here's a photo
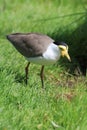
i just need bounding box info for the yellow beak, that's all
[65,53,71,62]
[61,50,71,62]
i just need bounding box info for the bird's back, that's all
[7,33,54,58]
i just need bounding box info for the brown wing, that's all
[7,33,54,58]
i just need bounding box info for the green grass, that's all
[0,0,87,130]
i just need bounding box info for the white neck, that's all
[43,43,61,61]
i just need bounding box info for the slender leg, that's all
[40,65,44,88]
[25,62,30,84]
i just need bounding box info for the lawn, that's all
[0,0,87,130]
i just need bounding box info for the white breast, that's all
[26,43,61,65]
[43,43,60,61]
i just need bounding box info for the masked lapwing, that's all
[7,33,71,88]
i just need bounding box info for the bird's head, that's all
[58,42,71,61]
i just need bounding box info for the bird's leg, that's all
[25,62,30,84]
[40,65,44,88]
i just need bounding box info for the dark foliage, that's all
[52,15,87,76]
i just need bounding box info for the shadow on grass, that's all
[14,72,39,88]
[50,14,87,76]
[14,72,26,84]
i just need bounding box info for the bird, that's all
[7,33,71,88]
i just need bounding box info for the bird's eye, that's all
[60,47,64,51]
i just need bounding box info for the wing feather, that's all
[7,33,54,58]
